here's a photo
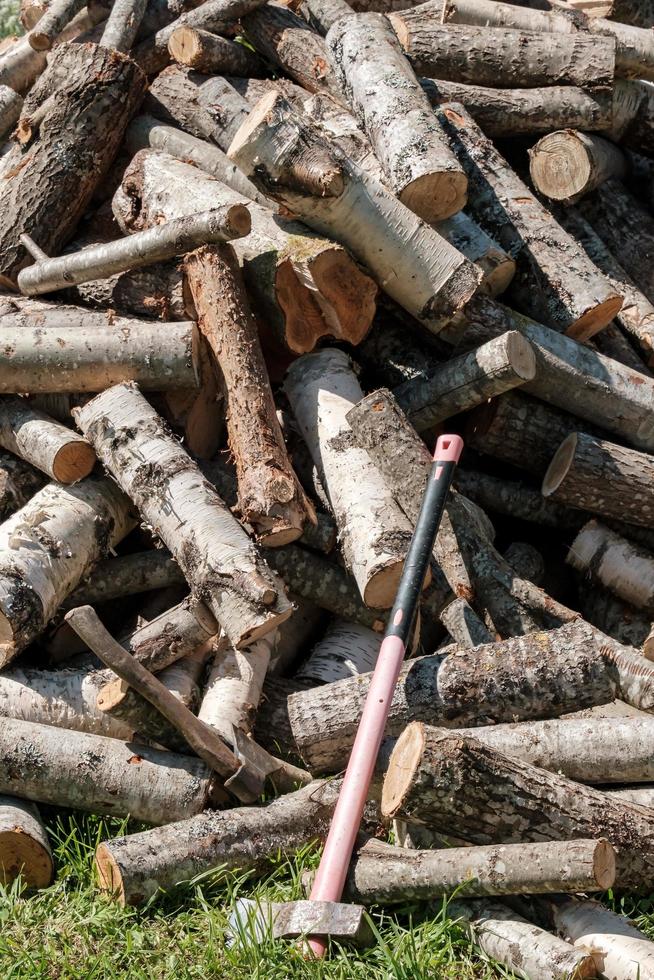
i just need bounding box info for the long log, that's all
[75,384,292,647]
[382,723,654,890]
[567,520,654,615]
[184,244,315,546]
[530,131,626,205]
[325,12,466,222]
[255,622,619,772]
[227,91,481,334]
[437,106,622,340]
[284,349,413,608]
[0,42,145,286]
[344,837,614,904]
[0,396,95,483]
[242,2,337,95]
[95,778,342,905]
[0,476,135,662]
[0,796,53,888]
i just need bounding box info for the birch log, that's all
[0,476,134,662]
[382,724,654,891]
[256,623,619,772]
[117,598,217,674]
[75,384,292,648]
[294,619,379,685]
[168,27,265,75]
[344,837,614,904]
[0,397,94,483]
[0,42,145,286]
[530,132,627,205]
[115,150,377,355]
[27,0,85,49]
[568,520,654,615]
[0,796,53,888]
[393,332,536,431]
[437,106,622,340]
[197,636,272,742]
[100,0,147,51]
[0,717,223,823]
[325,12,467,222]
[284,349,413,608]
[95,778,342,905]
[439,597,493,647]
[0,452,43,522]
[0,320,199,393]
[421,78,613,138]
[543,432,654,527]
[184,244,315,546]
[227,92,481,333]
[547,898,654,980]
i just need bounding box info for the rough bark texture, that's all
[0,42,145,286]
[118,598,217,673]
[0,795,53,888]
[567,520,654,615]
[256,622,619,772]
[0,86,22,140]
[530,131,627,205]
[0,475,135,662]
[228,91,481,333]
[0,396,95,483]
[62,551,185,610]
[382,724,654,891]
[100,0,147,52]
[185,245,314,546]
[344,837,615,904]
[326,12,467,222]
[454,468,583,530]
[27,0,86,49]
[242,2,337,95]
[95,778,342,905]
[168,27,265,75]
[285,349,413,608]
[437,105,622,340]
[439,597,493,647]
[578,582,652,651]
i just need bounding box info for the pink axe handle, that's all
[307,434,464,957]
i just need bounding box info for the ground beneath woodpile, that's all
[0,807,650,979]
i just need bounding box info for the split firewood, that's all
[17,207,251,296]
[567,520,654,615]
[75,383,292,648]
[325,12,467,222]
[530,131,627,205]
[62,551,185,611]
[27,0,86,50]
[284,349,414,608]
[115,150,377,355]
[0,475,135,663]
[382,723,654,890]
[168,27,265,75]
[100,0,148,52]
[451,900,598,980]
[0,43,145,286]
[343,837,614,904]
[439,597,494,647]
[294,619,380,685]
[0,716,226,823]
[0,796,53,889]
[437,106,622,340]
[255,623,619,772]
[0,396,94,483]
[0,451,44,521]
[184,244,315,546]
[227,92,482,334]
[95,777,343,905]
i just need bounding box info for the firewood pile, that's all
[4,0,654,971]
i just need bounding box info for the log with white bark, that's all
[168,27,265,75]
[17,207,251,297]
[343,837,615,904]
[75,384,292,648]
[609,79,654,157]
[0,43,145,286]
[242,2,337,96]
[545,897,654,980]
[0,796,53,888]
[568,520,654,615]
[293,0,353,34]
[255,622,619,772]
[198,635,271,741]
[184,244,315,546]
[0,717,225,823]
[95,777,342,905]
[605,786,654,805]
[382,723,654,891]
[27,0,85,49]
[421,77,613,138]
[543,432,654,527]
[439,597,493,647]
[0,320,199,393]
[389,14,615,88]
[294,619,379,685]
[393,331,536,432]
[0,476,134,663]
[0,451,43,522]
[115,150,377,355]
[227,91,481,333]
[436,106,622,340]
[0,396,94,483]
[62,551,185,610]
[284,349,413,609]
[444,295,654,453]
[452,900,598,980]
[325,12,466,222]
[100,0,147,51]
[529,131,627,205]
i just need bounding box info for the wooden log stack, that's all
[2,0,654,972]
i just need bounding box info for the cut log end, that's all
[529,131,595,203]
[222,202,252,239]
[381,720,425,819]
[506,331,537,382]
[567,295,624,342]
[0,828,53,888]
[27,29,53,50]
[52,439,96,484]
[399,170,468,223]
[542,433,578,498]
[167,26,199,65]
[593,838,617,890]
[364,558,411,610]
[94,843,126,905]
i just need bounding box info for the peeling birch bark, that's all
[294,619,380,685]
[530,131,627,205]
[0,796,53,888]
[568,520,654,615]
[75,383,292,648]
[0,396,95,483]
[168,27,265,75]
